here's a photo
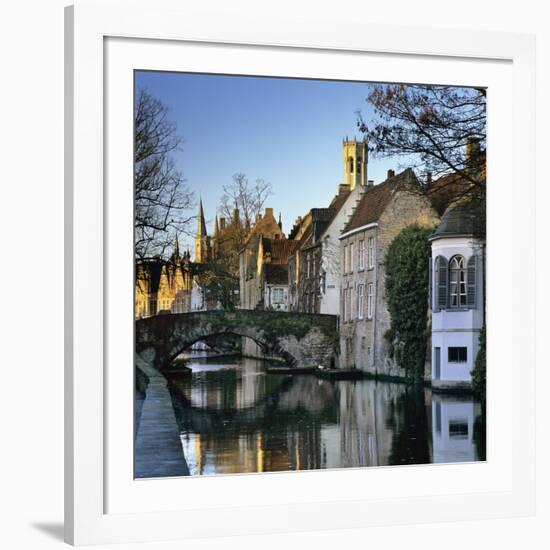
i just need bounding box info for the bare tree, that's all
[134,88,194,260]
[219,173,273,227]
[358,84,486,192]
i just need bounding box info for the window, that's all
[448,347,467,363]
[272,288,284,304]
[357,284,364,319]
[358,240,365,270]
[357,156,362,175]
[348,157,354,173]
[343,245,348,274]
[349,287,354,320]
[349,242,354,272]
[449,255,467,307]
[367,283,374,319]
[343,288,348,321]
[367,237,375,269]
[306,254,311,278]
[448,420,469,439]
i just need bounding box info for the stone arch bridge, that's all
[136,310,338,371]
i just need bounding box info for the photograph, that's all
[133,71,487,478]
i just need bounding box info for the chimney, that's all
[466,137,481,166]
[338,183,351,194]
[426,172,433,186]
[265,207,274,218]
[387,169,395,179]
[367,180,374,188]
[220,217,226,231]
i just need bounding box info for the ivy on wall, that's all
[384,224,435,380]
[471,325,486,399]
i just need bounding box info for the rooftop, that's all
[342,168,418,234]
[429,200,485,241]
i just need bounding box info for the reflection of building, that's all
[431,395,481,463]
[338,168,440,374]
[429,200,485,389]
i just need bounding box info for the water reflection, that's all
[167,354,485,476]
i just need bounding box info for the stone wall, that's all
[339,189,439,378]
[136,309,338,369]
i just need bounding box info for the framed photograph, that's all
[65,1,535,545]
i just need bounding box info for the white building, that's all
[429,201,485,389]
[319,138,368,315]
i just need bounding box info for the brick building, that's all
[338,168,440,375]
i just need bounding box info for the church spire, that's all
[173,233,180,262]
[196,197,207,237]
[194,197,209,263]
[213,215,219,240]
[278,212,282,231]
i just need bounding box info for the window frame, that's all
[367,236,375,269]
[367,282,374,319]
[358,239,365,271]
[449,255,467,308]
[448,346,468,363]
[357,283,364,319]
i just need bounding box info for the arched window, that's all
[348,156,354,173]
[449,255,467,307]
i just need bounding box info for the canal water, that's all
[166,352,486,476]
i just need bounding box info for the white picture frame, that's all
[65,0,536,545]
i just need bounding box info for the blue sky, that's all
[135,71,398,252]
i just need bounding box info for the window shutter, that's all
[428,256,432,309]
[467,255,477,308]
[437,256,448,309]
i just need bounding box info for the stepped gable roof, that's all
[328,187,351,213]
[264,264,289,285]
[343,168,418,234]
[429,199,485,241]
[289,222,313,258]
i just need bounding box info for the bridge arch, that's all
[136,309,338,371]
[165,330,296,368]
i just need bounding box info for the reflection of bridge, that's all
[136,310,338,370]
[169,375,338,435]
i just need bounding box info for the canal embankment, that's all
[135,355,190,478]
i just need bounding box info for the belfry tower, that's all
[342,137,368,189]
[194,198,209,263]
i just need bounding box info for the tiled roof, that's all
[343,168,418,233]
[263,238,297,264]
[427,173,471,216]
[328,187,351,213]
[265,263,289,285]
[429,199,485,240]
[310,207,336,223]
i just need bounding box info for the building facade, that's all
[429,201,485,389]
[134,245,194,319]
[338,168,440,375]
[239,207,288,311]
[288,138,367,314]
